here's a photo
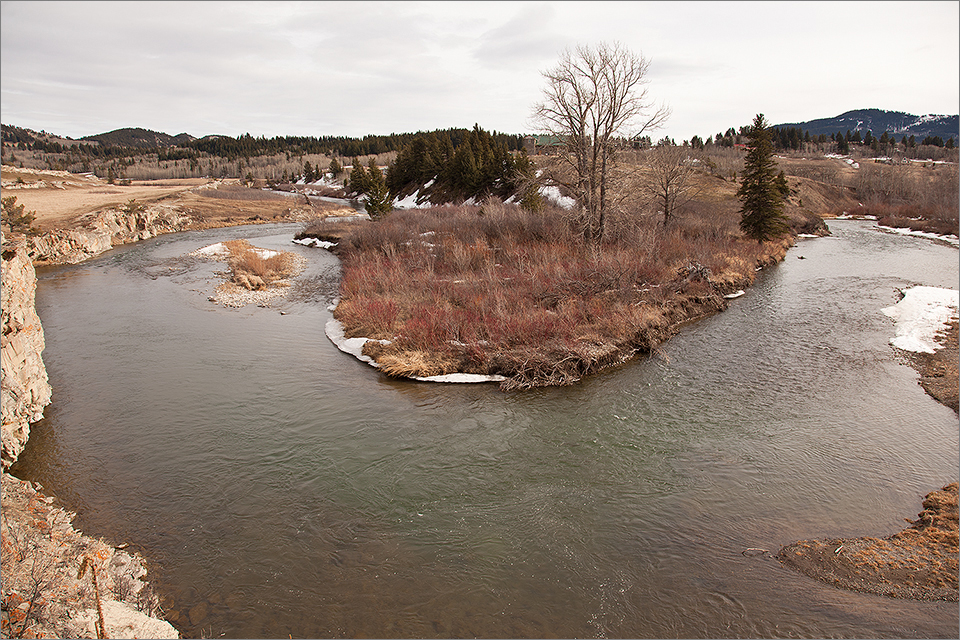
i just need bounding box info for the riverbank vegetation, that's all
[220,239,301,291]
[320,180,801,388]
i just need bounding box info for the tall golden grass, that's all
[222,239,300,290]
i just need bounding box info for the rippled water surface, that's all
[13,220,959,638]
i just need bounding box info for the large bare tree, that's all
[642,144,702,227]
[532,42,669,244]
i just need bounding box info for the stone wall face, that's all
[1,234,52,469]
[27,202,194,264]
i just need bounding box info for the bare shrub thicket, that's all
[777,157,845,186]
[333,194,793,388]
[698,147,744,181]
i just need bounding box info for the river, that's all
[12,219,959,638]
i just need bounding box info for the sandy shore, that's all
[908,319,959,413]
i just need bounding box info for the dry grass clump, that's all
[222,239,301,290]
[333,197,794,388]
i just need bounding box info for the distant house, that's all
[522,135,565,155]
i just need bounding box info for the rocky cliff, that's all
[2,230,180,637]
[1,234,52,469]
[28,201,194,264]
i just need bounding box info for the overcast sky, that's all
[2,1,958,143]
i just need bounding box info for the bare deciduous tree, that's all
[532,41,670,244]
[642,144,702,227]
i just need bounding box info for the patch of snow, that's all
[325,318,385,366]
[881,286,959,354]
[414,373,507,383]
[324,317,506,384]
[191,242,229,258]
[293,237,337,249]
[393,189,423,209]
[539,185,576,209]
[878,225,960,247]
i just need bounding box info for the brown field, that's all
[1,166,354,231]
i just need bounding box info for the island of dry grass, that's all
[319,190,811,389]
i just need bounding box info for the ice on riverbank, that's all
[293,237,337,249]
[882,286,960,353]
[191,242,280,259]
[324,317,506,383]
[878,225,960,247]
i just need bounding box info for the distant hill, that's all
[80,127,196,148]
[1,123,83,147]
[775,109,958,140]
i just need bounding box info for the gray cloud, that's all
[2,1,957,142]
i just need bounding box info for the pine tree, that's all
[363,160,392,219]
[836,133,849,154]
[349,160,369,195]
[737,114,790,243]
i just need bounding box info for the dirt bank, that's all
[906,319,959,413]
[3,166,355,253]
[778,483,959,601]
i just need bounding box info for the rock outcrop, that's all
[27,202,194,264]
[2,230,180,637]
[1,473,180,638]
[1,233,52,469]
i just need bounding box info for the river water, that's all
[12,220,959,638]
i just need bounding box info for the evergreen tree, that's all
[349,159,369,195]
[836,133,849,154]
[737,114,790,243]
[329,157,343,177]
[775,170,790,199]
[363,160,393,219]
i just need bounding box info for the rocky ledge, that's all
[1,474,178,638]
[1,231,179,637]
[27,202,193,265]
[1,235,51,469]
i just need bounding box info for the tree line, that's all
[1,124,523,164]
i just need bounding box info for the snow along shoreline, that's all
[324,314,507,384]
[882,286,960,354]
[324,284,960,385]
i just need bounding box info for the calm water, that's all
[13,220,959,638]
